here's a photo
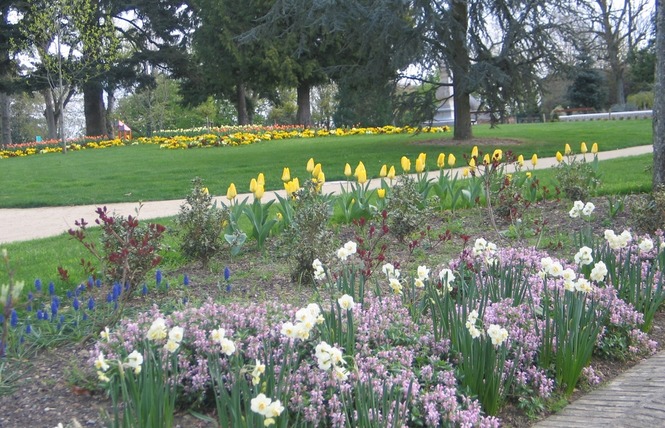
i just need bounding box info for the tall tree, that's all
[576,0,652,107]
[653,0,665,187]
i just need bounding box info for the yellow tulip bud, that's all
[469,158,476,168]
[415,157,425,173]
[580,142,588,154]
[306,157,315,172]
[379,164,387,177]
[254,184,265,200]
[317,171,325,184]
[492,149,502,162]
[257,173,265,186]
[483,154,490,165]
[357,168,367,184]
[448,153,456,167]
[377,188,386,199]
[517,154,524,166]
[276,212,283,221]
[202,187,209,195]
[506,174,512,182]
[531,154,538,167]
[281,167,291,182]
[564,143,571,155]
[462,167,470,177]
[437,153,445,168]
[401,156,411,172]
[526,171,532,178]
[387,165,396,179]
[312,163,322,178]
[471,146,479,158]
[226,183,237,201]
[344,163,352,177]
[354,161,366,178]
[249,178,257,193]
[293,177,300,190]
[556,151,563,162]
[417,152,427,166]
[591,142,599,154]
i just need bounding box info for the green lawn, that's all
[0,120,652,208]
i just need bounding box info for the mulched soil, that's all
[0,193,661,428]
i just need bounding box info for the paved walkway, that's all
[0,144,653,245]
[0,143,662,426]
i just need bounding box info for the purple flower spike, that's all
[25,324,32,334]
[34,279,42,292]
[156,269,163,286]
[48,282,55,296]
[224,267,231,281]
[88,297,95,311]
[10,310,18,328]
[142,284,148,296]
[73,298,80,311]
[183,274,190,286]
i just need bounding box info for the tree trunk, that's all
[0,91,10,146]
[236,83,249,125]
[653,0,665,187]
[450,0,473,140]
[42,89,58,140]
[83,80,107,137]
[296,82,312,127]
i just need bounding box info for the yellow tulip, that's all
[342,163,351,177]
[281,167,291,182]
[564,143,571,155]
[483,154,490,165]
[506,174,512,182]
[254,184,265,200]
[276,212,283,221]
[556,151,563,162]
[469,158,476,168]
[379,164,387,177]
[226,183,237,201]
[415,157,425,173]
[437,153,445,168]
[257,173,265,186]
[306,157,315,173]
[492,149,502,162]
[591,142,599,154]
[526,171,532,178]
[448,153,456,167]
[531,154,538,167]
[202,187,209,195]
[293,177,300,190]
[401,156,411,172]
[377,188,386,199]
[357,168,367,184]
[317,171,325,184]
[417,152,427,166]
[387,165,396,180]
[580,142,588,154]
[471,146,478,158]
[312,163,322,178]
[462,167,470,177]
[517,154,524,166]
[249,178,257,193]
[354,161,366,178]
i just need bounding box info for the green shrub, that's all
[385,176,430,242]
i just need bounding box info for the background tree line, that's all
[0,0,658,145]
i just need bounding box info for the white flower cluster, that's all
[465,310,481,339]
[250,393,285,426]
[312,258,326,281]
[210,327,236,355]
[337,241,358,261]
[639,237,654,253]
[337,294,355,310]
[251,358,266,385]
[604,229,633,250]
[589,261,608,282]
[574,246,593,265]
[486,324,509,347]
[125,350,144,374]
[381,263,400,279]
[569,200,595,218]
[281,303,324,340]
[563,277,593,293]
[146,318,185,354]
[438,268,456,292]
[472,238,498,265]
[540,257,564,277]
[315,341,348,381]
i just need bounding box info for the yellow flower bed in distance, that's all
[0,125,449,159]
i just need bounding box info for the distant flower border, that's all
[0,125,450,159]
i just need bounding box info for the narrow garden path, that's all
[0,145,653,245]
